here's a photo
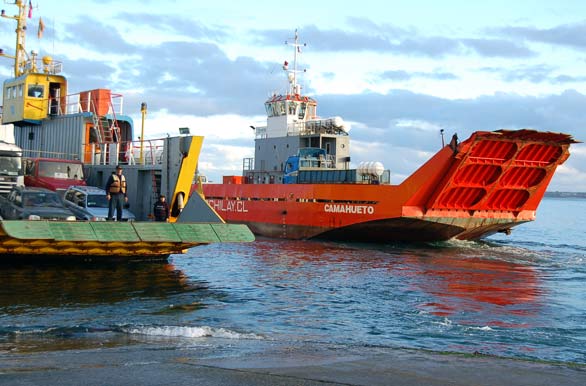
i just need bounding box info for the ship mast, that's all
[0,0,33,77]
[284,29,306,96]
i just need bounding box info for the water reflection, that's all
[407,253,541,326]
[0,239,568,361]
[237,240,543,330]
[0,260,207,310]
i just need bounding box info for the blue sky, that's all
[1,0,585,191]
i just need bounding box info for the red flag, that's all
[37,17,45,39]
[28,1,32,18]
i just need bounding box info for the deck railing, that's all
[83,138,166,166]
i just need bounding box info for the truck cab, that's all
[0,140,24,195]
[23,158,86,194]
[283,148,329,184]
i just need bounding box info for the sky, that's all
[1,0,585,191]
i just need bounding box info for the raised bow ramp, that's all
[398,129,578,240]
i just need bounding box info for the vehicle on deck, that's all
[63,185,135,221]
[0,186,76,221]
[23,158,86,194]
[0,140,24,195]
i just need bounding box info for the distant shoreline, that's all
[545,191,586,199]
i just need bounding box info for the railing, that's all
[254,120,349,139]
[21,57,63,76]
[20,148,81,160]
[124,139,165,165]
[299,154,336,169]
[19,138,166,166]
[110,93,124,115]
[83,139,166,166]
[64,92,124,116]
[243,157,254,171]
[254,126,267,139]
[13,91,125,118]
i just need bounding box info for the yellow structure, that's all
[168,135,207,222]
[2,71,67,124]
[1,1,67,125]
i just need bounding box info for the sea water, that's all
[0,197,584,364]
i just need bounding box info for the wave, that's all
[1,326,97,336]
[1,324,264,342]
[9,326,60,335]
[431,318,496,332]
[467,326,493,331]
[121,325,264,340]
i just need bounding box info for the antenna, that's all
[0,1,30,77]
[284,29,307,95]
[1,2,61,76]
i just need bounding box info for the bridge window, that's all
[265,103,274,117]
[298,103,306,119]
[307,104,316,118]
[277,101,286,116]
[28,84,44,98]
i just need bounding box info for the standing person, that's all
[153,194,169,222]
[105,165,127,221]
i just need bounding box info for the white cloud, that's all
[2,0,585,192]
[137,111,263,141]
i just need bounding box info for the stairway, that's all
[93,114,120,144]
[151,169,162,211]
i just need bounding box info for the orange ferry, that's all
[202,31,578,242]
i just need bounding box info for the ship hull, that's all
[203,130,576,243]
[203,184,532,242]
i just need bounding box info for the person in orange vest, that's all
[105,165,128,221]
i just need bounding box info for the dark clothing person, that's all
[107,192,126,221]
[153,195,169,222]
[105,165,128,221]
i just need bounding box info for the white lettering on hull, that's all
[207,199,249,213]
[324,204,374,214]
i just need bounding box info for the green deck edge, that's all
[132,222,183,242]
[1,220,54,240]
[173,223,221,243]
[90,222,142,242]
[211,223,256,242]
[49,222,98,241]
[1,220,255,243]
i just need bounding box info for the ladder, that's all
[149,169,161,218]
[89,97,121,144]
[92,113,121,143]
